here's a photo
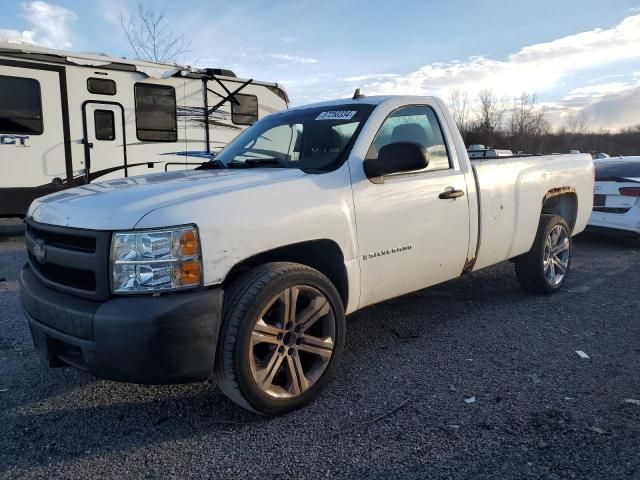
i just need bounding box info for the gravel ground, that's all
[1,223,639,479]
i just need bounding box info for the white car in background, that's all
[589,157,640,236]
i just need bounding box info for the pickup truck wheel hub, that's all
[248,285,335,399]
[543,225,570,286]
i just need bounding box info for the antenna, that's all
[352,88,364,100]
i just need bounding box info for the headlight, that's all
[111,225,202,294]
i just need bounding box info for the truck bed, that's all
[470,154,594,271]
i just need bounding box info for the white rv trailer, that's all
[0,42,289,217]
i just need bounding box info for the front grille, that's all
[27,224,96,252]
[592,207,631,214]
[25,219,111,300]
[29,252,96,291]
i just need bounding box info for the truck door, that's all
[82,102,126,182]
[351,104,471,307]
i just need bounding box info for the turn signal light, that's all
[180,229,200,256]
[174,259,202,287]
[619,187,640,197]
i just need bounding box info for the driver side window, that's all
[371,105,451,173]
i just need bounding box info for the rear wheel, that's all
[215,262,345,415]
[515,215,572,294]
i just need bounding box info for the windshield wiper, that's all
[196,159,226,170]
[227,158,284,168]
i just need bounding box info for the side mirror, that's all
[363,142,429,182]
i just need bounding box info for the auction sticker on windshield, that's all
[315,111,357,121]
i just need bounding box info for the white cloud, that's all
[329,13,640,129]
[24,1,76,49]
[270,53,319,65]
[98,0,128,26]
[581,85,640,129]
[541,75,640,129]
[542,84,640,130]
[0,1,77,49]
[357,14,640,99]
[566,81,640,99]
[0,28,36,44]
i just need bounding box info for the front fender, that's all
[134,164,361,312]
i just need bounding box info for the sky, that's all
[1,0,640,130]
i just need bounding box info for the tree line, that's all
[448,89,640,156]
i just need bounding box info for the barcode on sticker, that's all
[315,111,357,121]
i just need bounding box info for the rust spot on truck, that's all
[462,256,476,274]
[543,186,575,202]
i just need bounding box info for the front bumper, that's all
[20,265,223,384]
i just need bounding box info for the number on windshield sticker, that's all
[315,111,357,121]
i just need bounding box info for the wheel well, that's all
[222,239,349,309]
[542,191,578,232]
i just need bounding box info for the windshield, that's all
[212,104,375,170]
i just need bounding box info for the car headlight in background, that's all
[111,226,202,294]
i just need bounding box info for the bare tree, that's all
[508,92,548,153]
[563,110,590,134]
[477,89,507,146]
[459,91,639,155]
[120,1,190,63]
[558,110,590,152]
[448,89,472,138]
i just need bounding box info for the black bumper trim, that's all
[21,265,98,339]
[21,265,224,384]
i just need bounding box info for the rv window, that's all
[0,75,43,135]
[94,110,115,141]
[87,78,116,95]
[134,83,177,142]
[232,94,259,125]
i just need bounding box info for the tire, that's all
[215,262,346,415]
[515,214,572,294]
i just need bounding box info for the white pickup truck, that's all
[20,95,594,414]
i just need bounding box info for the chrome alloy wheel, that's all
[543,224,570,286]
[248,286,336,399]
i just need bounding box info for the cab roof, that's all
[287,95,438,111]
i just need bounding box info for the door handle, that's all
[439,188,465,200]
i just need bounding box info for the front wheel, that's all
[215,262,345,415]
[515,215,572,294]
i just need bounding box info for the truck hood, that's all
[29,168,304,230]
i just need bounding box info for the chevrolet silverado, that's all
[20,95,594,414]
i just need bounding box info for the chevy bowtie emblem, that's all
[33,239,47,264]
